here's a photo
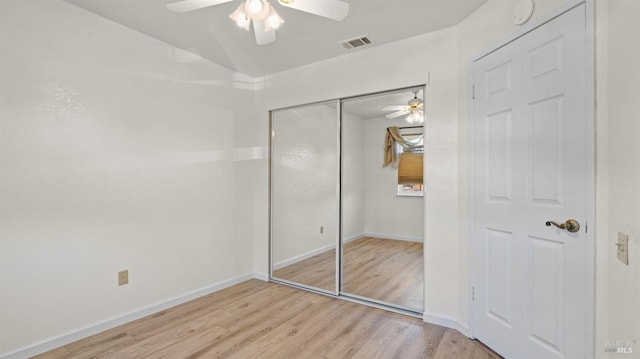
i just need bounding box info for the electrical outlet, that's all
[617,232,629,265]
[118,270,129,286]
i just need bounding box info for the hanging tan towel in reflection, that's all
[383,126,423,167]
[383,127,399,167]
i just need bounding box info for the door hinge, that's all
[472,286,475,301]
[585,221,588,233]
[472,85,476,99]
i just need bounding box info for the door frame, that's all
[467,0,595,357]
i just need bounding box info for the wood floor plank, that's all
[31,347,70,359]
[321,308,394,358]
[471,340,502,359]
[353,315,415,359]
[61,331,138,358]
[188,291,314,358]
[390,322,447,358]
[263,299,368,358]
[433,329,478,359]
[35,280,502,359]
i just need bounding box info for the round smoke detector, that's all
[513,0,535,25]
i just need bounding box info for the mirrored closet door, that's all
[270,100,339,294]
[341,87,424,312]
[270,85,424,314]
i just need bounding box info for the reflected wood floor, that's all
[343,237,423,310]
[37,280,501,359]
[273,237,423,310]
[272,243,337,292]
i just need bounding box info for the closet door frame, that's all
[339,84,426,318]
[268,84,427,318]
[268,99,341,296]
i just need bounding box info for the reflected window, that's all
[396,134,424,197]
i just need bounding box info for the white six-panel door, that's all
[471,4,589,358]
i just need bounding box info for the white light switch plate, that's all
[617,232,629,265]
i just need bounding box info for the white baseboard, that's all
[422,312,472,338]
[456,322,472,338]
[272,243,335,270]
[364,232,423,243]
[271,233,420,272]
[272,233,365,271]
[343,233,365,243]
[0,273,255,359]
[253,272,269,281]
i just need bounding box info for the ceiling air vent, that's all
[339,35,371,50]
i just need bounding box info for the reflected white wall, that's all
[341,112,366,241]
[271,104,338,265]
[362,116,424,241]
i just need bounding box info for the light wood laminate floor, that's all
[273,237,423,310]
[37,280,501,359]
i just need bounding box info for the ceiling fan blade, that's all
[166,0,234,13]
[385,109,411,119]
[253,20,276,45]
[382,105,408,112]
[279,0,350,21]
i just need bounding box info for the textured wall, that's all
[0,0,253,354]
[595,0,640,356]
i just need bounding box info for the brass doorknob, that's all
[545,219,580,233]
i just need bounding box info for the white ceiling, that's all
[64,0,487,77]
[343,86,424,121]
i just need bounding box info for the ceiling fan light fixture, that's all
[245,0,271,20]
[264,4,284,31]
[408,97,422,109]
[171,0,347,44]
[229,3,251,30]
[246,0,263,14]
[406,110,424,124]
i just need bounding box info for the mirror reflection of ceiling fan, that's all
[382,91,424,124]
[166,0,350,45]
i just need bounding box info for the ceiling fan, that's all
[166,0,350,45]
[382,91,424,124]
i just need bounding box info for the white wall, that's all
[595,0,640,356]
[0,0,254,355]
[341,112,366,241]
[362,117,424,241]
[271,103,339,264]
